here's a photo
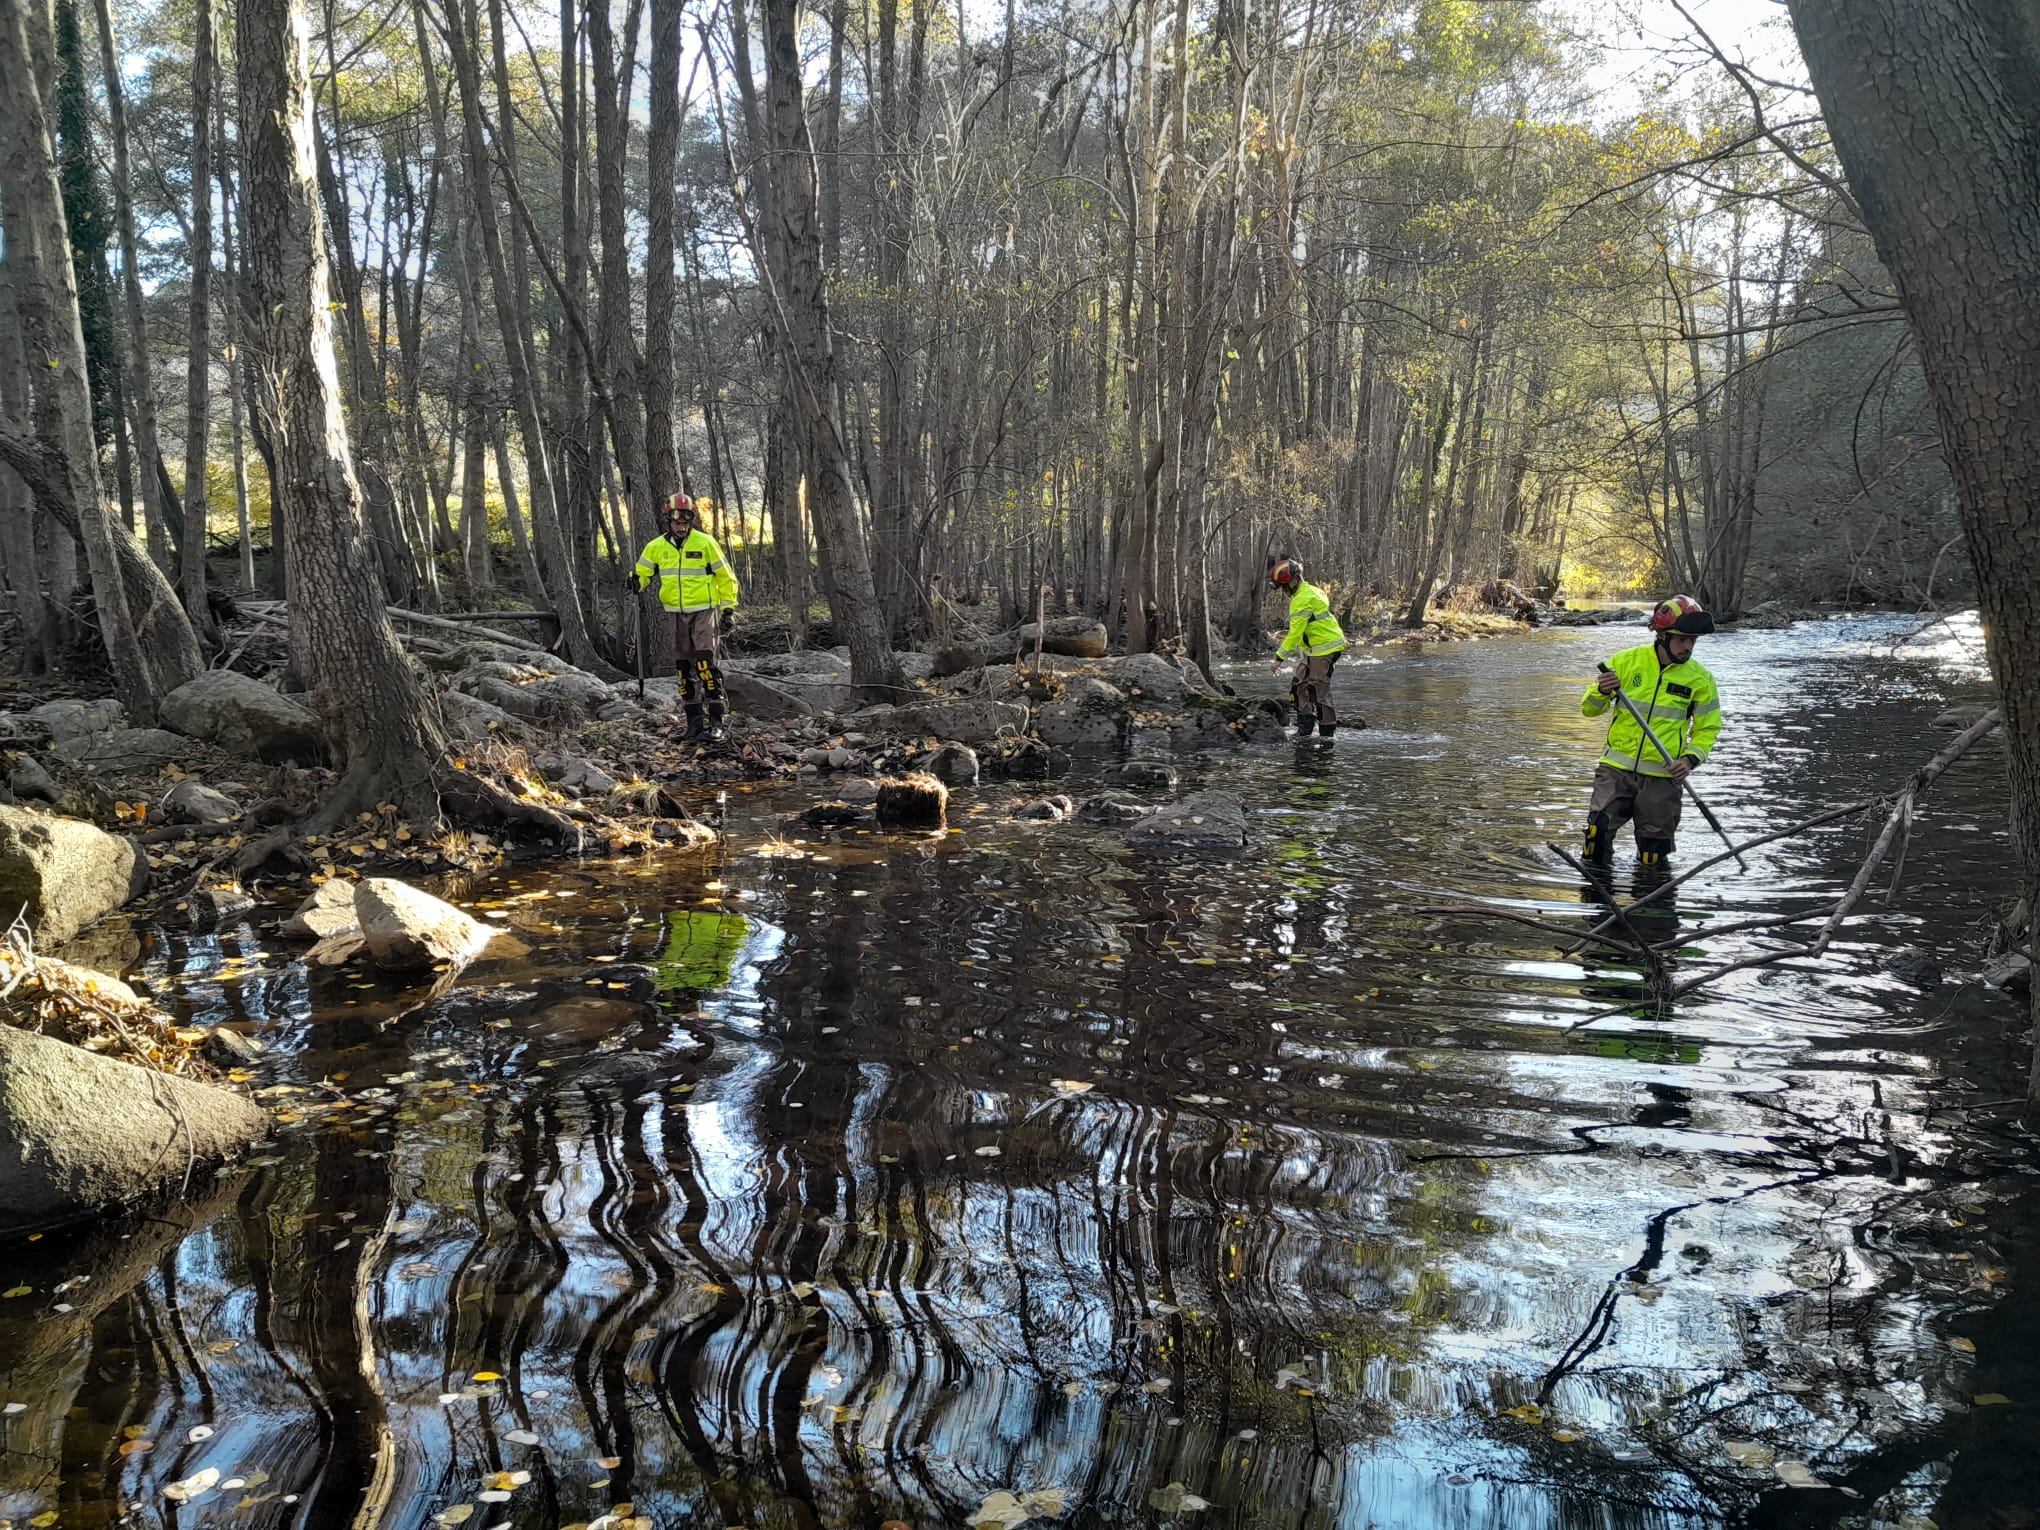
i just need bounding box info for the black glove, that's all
[624,572,642,596]
[719,609,736,636]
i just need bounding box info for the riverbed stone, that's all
[27,699,124,742]
[354,878,497,971]
[1016,794,1075,821]
[164,779,239,825]
[53,728,195,771]
[1124,791,1247,850]
[1076,796,1152,826]
[0,805,147,947]
[282,878,363,939]
[0,1024,270,1233]
[160,671,326,763]
[1107,761,1179,791]
[914,744,980,786]
[1984,952,2031,998]
[8,756,58,805]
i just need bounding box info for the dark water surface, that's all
[5,617,2035,1530]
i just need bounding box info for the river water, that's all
[2,616,2032,1530]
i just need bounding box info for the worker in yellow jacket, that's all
[1580,595,1724,873]
[632,494,739,740]
[1268,558,1347,738]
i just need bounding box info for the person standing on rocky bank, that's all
[632,495,739,741]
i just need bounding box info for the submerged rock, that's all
[160,671,325,764]
[1015,795,1075,821]
[0,1025,269,1233]
[1124,791,1247,850]
[1984,952,2031,999]
[1076,796,1151,826]
[1107,761,1178,791]
[0,805,147,947]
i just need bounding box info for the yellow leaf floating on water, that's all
[2,1287,29,1298]
[1975,1393,2013,1406]
[30,1513,58,1527]
[1949,1337,1977,1353]
[436,1506,475,1526]
[118,1439,153,1457]
[471,1371,502,1383]
[1049,1080,1093,1094]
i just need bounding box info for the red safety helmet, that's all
[1268,558,1303,589]
[1649,595,1715,636]
[664,492,695,518]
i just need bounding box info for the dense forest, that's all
[0,0,1968,697]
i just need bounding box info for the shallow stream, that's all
[3,615,2033,1530]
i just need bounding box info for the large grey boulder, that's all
[160,671,325,764]
[721,672,816,719]
[1103,653,1217,701]
[439,687,533,742]
[0,1025,269,1232]
[1033,700,1126,750]
[862,697,1028,744]
[354,878,498,971]
[749,649,852,679]
[0,805,147,946]
[27,699,125,742]
[1124,791,1247,850]
[53,728,196,771]
[453,660,615,722]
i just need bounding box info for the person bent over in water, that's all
[1267,558,1347,739]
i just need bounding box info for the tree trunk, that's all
[180,0,220,641]
[642,0,683,503]
[0,0,193,722]
[745,0,903,692]
[1784,0,2040,1098]
[237,0,448,822]
[87,0,174,572]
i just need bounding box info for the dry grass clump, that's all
[0,919,215,1078]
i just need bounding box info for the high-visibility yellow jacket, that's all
[636,529,738,613]
[1582,642,1723,776]
[1277,581,1347,659]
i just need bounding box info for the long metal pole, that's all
[1597,662,1747,870]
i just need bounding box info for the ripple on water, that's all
[8,616,2030,1530]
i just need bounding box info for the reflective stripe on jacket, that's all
[1277,581,1347,659]
[636,529,738,613]
[1581,642,1723,777]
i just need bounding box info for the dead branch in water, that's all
[1439,710,2004,1027]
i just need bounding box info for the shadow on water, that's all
[3,616,2035,1529]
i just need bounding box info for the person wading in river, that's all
[632,494,739,741]
[1580,595,1724,876]
[1268,558,1347,739]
